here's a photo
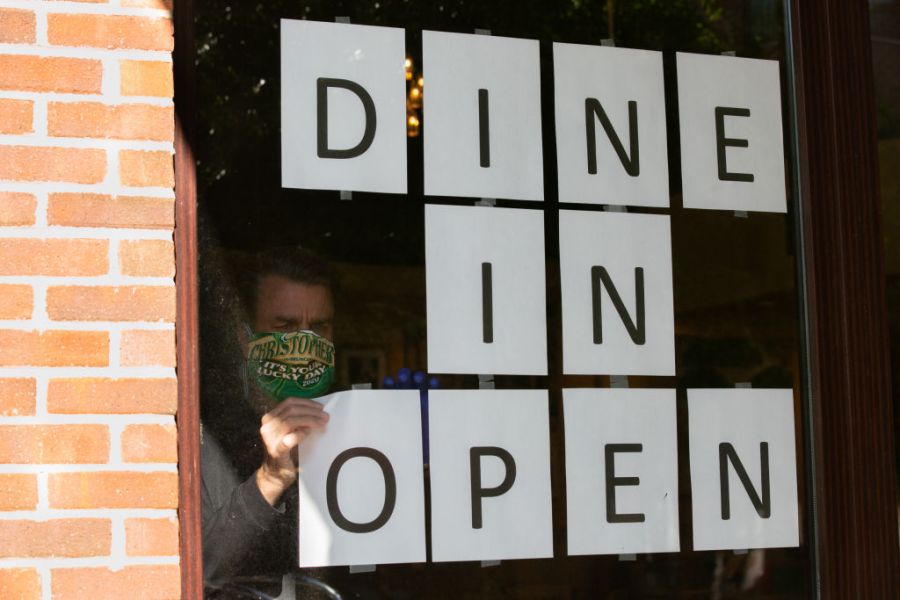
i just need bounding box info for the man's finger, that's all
[261,417,327,455]
[262,398,324,423]
[261,412,328,440]
[261,413,328,438]
[268,406,330,424]
[281,397,325,408]
[273,397,325,415]
[279,431,302,451]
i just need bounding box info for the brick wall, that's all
[0,0,178,598]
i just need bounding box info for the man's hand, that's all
[255,398,329,506]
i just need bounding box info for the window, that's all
[170,0,900,597]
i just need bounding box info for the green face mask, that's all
[246,330,335,401]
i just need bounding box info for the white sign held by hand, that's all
[297,390,426,567]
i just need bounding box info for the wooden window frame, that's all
[788,0,899,597]
[172,0,899,597]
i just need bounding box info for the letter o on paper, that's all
[326,447,398,533]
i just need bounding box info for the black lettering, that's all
[470,446,516,529]
[591,266,646,345]
[585,99,639,176]
[605,443,645,523]
[478,88,490,168]
[482,262,493,344]
[719,442,771,519]
[326,447,397,533]
[317,78,377,159]
[715,106,754,182]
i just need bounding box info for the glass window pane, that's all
[196,2,814,597]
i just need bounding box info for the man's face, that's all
[253,274,334,340]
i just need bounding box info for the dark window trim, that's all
[173,0,202,594]
[789,0,899,597]
[173,1,899,597]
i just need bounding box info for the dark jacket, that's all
[201,426,298,588]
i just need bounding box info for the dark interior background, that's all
[196,1,813,598]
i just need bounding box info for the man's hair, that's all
[238,246,336,321]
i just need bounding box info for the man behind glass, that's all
[201,246,335,589]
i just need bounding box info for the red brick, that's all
[47,286,174,321]
[49,471,177,508]
[120,60,173,97]
[0,520,110,558]
[0,474,37,510]
[0,425,109,464]
[48,14,173,51]
[0,378,36,416]
[119,240,174,277]
[0,239,107,276]
[119,150,173,188]
[0,99,33,134]
[0,569,40,600]
[125,518,178,556]
[121,423,175,462]
[120,329,175,367]
[0,331,108,367]
[48,193,174,229]
[0,146,105,184]
[51,565,179,600]
[49,102,173,141]
[0,9,36,44]
[0,285,33,320]
[48,378,176,414]
[0,55,101,94]
[0,192,36,226]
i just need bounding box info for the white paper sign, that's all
[296,390,426,567]
[554,43,669,208]
[423,31,544,201]
[426,204,547,375]
[558,210,675,375]
[428,389,553,562]
[688,388,799,551]
[564,388,679,556]
[281,19,407,194]
[677,52,786,212]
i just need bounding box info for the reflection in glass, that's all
[197,1,812,597]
